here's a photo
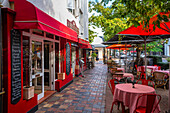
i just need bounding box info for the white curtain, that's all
[2,0,10,8]
[67,0,75,9]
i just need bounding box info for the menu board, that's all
[11,29,21,104]
[66,43,70,75]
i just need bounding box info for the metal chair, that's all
[136,79,155,88]
[153,71,169,90]
[134,93,161,113]
[108,79,125,113]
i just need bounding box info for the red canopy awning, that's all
[118,24,170,36]
[106,44,131,49]
[78,38,91,49]
[14,0,78,42]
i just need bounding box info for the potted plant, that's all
[23,57,34,100]
[91,52,97,67]
[57,53,65,80]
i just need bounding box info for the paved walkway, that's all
[36,64,169,113]
[36,64,107,113]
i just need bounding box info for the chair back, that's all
[110,67,117,74]
[136,79,154,88]
[146,68,152,76]
[108,79,119,95]
[153,72,166,80]
[135,94,161,113]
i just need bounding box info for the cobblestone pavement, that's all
[36,64,169,113]
[36,64,107,113]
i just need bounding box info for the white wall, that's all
[26,0,88,40]
[164,38,170,56]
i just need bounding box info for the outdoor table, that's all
[137,66,160,72]
[154,70,169,79]
[114,72,134,81]
[113,83,160,113]
[117,68,125,73]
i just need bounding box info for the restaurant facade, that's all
[1,0,91,113]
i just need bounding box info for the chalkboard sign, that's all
[11,29,21,104]
[66,43,70,75]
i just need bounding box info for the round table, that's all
[114,73,134,81]
[113,83,160,113]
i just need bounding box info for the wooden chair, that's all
[153,71,169,90]
[110,67,117,75]
[108,79,125,113]
[134,93,161,113]
[136,79,155,88]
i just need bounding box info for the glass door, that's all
[44,42,55,91]
[30,38,44,100]
[71,47,76,77]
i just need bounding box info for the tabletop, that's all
[113,83,160,113]
[137,66,160,72]
[114,73,134,81]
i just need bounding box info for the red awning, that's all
[14,0,78,42]
[78,38,91,49]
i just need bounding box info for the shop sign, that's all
[67,19,79,34]
[66,43,70,75]
[11,29,21,104]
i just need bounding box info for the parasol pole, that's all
[144,38,147,80]
[125,43,127,72]
[119,48,121,65]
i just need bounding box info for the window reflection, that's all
[32,41,42,75]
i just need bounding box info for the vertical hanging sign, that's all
[11,29,21,104]
[66,43,70,75]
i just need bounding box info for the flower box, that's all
[57,73,65,80]
[23,86,34,100]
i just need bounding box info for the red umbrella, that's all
[118,19,170,79]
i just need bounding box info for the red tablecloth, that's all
[117,68,125,73]
[113,83,160,113]
[114,73,134,81]
[137,66,160,72]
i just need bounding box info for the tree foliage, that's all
[89,1,131,41]
[100,0,170,28]
[142,39,168,52]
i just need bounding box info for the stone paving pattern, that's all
[36,64,169,113]
[36,64,107,113]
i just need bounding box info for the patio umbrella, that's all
[107,44,131,72]
[117,23,170,79]
[149,12,170,33]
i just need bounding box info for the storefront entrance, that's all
[44,41,55,91]
[71,47,76,77]
[23,31,56,100]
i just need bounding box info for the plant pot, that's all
[71,68,73,74]
[75,65,79,70]
[23,86,34,100]
[57,73,65,80]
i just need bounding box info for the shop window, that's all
[55,36,59,40]
[46,32,54,39]
[67,0,78,16]
[23,36,30,87]
[9,1,14,10]
[32,29,44,36]
[32,41,42,75]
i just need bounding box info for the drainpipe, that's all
[0,2,4,113]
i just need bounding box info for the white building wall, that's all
[26,0,88,40]
[164,38,170,56]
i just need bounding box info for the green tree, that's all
[89,1,131,41]
[100,0,170,28]
[88,27,97,43]
[142,39,168,52]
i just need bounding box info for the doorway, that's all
[71,47,76,77]
[44,41,55,91]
